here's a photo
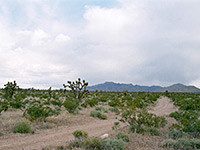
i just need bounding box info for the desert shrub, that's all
[168,130,184,139]
[0,129,3,136]
[72,130,88,140]
[190,139,200,149]
[84,137,102,150]
[90,110,99,117]
[63,98,79,113]
[98,113,107,120]
[56,146,64,150]
[112,122,120,130]
[115,132,129,142]
[68,139,83,149]
[130,124,145,134]
[13,122,31,134]
[85,98,98,107]
[161,139,176,149]
[23,100,60,121]
[101,139,125,150]
[95,107,104,111]
[176,138,192,150]
[145,127,160,136]
[90,110,107,120]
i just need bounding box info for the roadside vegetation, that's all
[1,79,200,149]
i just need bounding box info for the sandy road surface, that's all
[0,119,117,150]
[0,97,176,150]
[149,96,177,116]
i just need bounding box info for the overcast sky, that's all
[0,0,200,89]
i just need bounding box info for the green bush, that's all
[84,138,102,150]
[72,130,88,140]
[68,139,83,149]
[95,107,103,111]
[176,138,192,150]
[145,127,160,136]
[161,139,176,149]
[190,139,200,149]
[112,122,120,130]
[115,132,129,142]
[0,129,3,136]
[130,124,144,134]
[13,122,31,134]
[168,130,184,139]
[63,98,79,113]
[101,139,125,150]
[90,110,107,120]
[98,113,107,120]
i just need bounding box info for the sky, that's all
[0,0,200,89]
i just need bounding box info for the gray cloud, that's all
[0,0,200,88]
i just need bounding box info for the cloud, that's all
[0,0,200,88]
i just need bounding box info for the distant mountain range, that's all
[87,82,200,93]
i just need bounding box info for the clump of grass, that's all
[90,110,107,120]
[13,121,31,134]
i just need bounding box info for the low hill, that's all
[154,83,200,93]
[87,82,161,92]
[88,82,200,93]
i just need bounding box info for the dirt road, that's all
[149,96,177,116]
[0,118,118,150]
[0,97,176,150]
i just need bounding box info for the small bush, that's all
[84,138,102,150]
[145,127,160,136]
[161,139,176,148]
[98,113,107,120]
[95,107,103,111]
[112,122,120,130]
[68,139,83,148]
[168,130,184,139]
[63,98,79,113]
[101,139,125,150]
[13,122,31,134]
[115,132,129,142]
[90,110,107,120]
[176,138,192,150]
[0,129,3,136]
[72,130,88,140]
[190,139,200,149]
[130,124,144,134]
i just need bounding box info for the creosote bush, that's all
[115,132,129,142]
[130,124,145,134]
[90,110,107,120]
[161,138,200,150]
[0,129,3,136]
[145,127,160,136]
[168,130,184,139]
[83,137,102,150]
[72,130,88,140]
[13,122,31,134]
[161,139,176,149]
[101,139,125,150]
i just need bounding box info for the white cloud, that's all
[0,0,200,88]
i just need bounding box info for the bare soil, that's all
[0,97,177,150]
[149,96,177,116]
